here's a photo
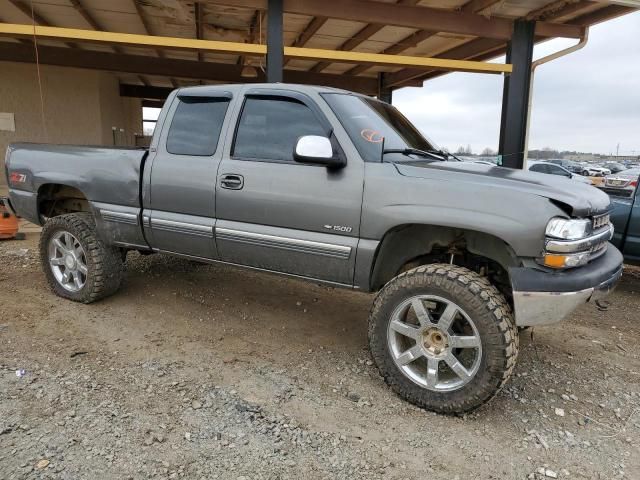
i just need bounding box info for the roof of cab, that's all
[175,83,352,97]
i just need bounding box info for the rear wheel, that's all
[368,264,518,414]
[40,213,124,303]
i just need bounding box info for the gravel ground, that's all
[1,232,639,480]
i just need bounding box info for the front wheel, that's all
[368,264,518,414]
[39,213,124,303]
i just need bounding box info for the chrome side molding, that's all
[152,218,213,238]
[216,227,352,259]
[100,210,139,226]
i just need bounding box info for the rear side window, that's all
[530,164,548,174]
[233,97,326,162]
[166,97,230,156]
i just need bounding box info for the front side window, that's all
[322,93,435,163]
[233,97,326,162]
[166,97,230,156]
[548,165,570,176]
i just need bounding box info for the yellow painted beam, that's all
[287,45,511,74]
[0,23,512,74]
[0,23,266,55]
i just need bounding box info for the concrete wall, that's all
[0,61,142,185]
[97,73,143,147]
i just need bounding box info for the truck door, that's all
[622,182,640,260]
[143,90,233,259]
[215,88,364,286]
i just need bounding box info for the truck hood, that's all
[393,161,610,217]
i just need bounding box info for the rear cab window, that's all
[166,96,231,156]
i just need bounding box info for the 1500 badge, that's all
[324,224,352,233]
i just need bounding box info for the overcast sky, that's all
[393,11,640,156]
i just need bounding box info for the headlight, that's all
[545,217,591,240]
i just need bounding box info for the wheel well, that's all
[369,224,518,301]
[38,184,90,220]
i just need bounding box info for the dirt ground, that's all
[1,229,639,480]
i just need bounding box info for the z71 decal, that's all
[9,172,27,184]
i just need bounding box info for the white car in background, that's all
[581,165,611,177]
[527,161,593,185]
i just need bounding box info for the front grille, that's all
[588,214,612,263]
[592,213,610,230]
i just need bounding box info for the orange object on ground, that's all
[0,205,19,239]
[589,176,605,187]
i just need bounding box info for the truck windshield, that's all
[322,93,436,162]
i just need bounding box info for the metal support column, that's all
[498,20,535,169]
[377,73,393,104]
[267,0,284,83]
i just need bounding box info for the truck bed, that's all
[5,143,147,225]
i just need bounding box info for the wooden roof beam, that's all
[344,0,502,77]
[384,37,505,87]
[6,0,77,48]
[195,2,204,62]
[567,3,636,26]
[283,15,327,67]
[238,10,262,66]
[291,16,327,48]
[413,41,508,84]
[0,41,380,94]
[68,0,123,53]
[461,0,504,14]
[310,0,420,73]
[209,0,584,40]
[131,0,181,87]
[388,3,635,88]
[0,23,512,75]
[0,13,30,45]
[68,0,155,86]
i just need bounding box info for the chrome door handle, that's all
[220,174,244,190]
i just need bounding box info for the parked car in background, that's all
[603,168,640,263]
[603,162,627,174]
[582,165,611,176]
[466,159,497,166]
[547,158,583,174]
[527,161,593,185]
[601,168,640,198]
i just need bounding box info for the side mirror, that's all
[293,135,346,168]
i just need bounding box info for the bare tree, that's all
[481,147,496,156]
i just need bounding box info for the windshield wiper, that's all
[435,149,462,162]
[382,148,446,161]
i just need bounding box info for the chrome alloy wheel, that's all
[387,295,482,392]
[48,231,88,292]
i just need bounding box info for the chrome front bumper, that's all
[510,244,624,327]
[512,263,623,327]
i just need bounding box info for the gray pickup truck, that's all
[3,84,623,413]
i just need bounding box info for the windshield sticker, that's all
[361,129,384,143]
